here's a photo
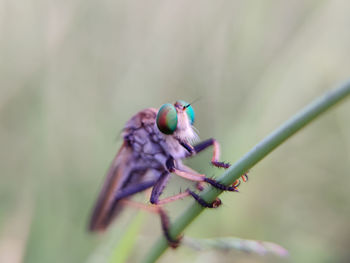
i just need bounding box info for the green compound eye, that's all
[177,100,195,125]
[156,103,178,134]
[185,104,195,125]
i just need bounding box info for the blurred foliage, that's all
[0,0,349,262]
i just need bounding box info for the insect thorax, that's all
[122,108,187,170]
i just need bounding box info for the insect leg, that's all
[187,190,222,208]
[120,198,183,248]
[158,207,181,248]
[104,174,181,248]
[191,138,230,168]
[121,189,222,247]
[180,164,205,191]
[153,191,191,205]
[120,199,159,213]
[152,187,222,208]
[169,165,239,192]
[150,170,221,217]
[105,180,158,225]
[150,172,172,204]
[179,140,195,155]
[113,180,158,200]
[191,138,249,182]
[149,169,223,246]
[152,190,222,247]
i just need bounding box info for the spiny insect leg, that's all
[150,172,220,206]
[113,180,157,201]
[158,207,182,248]
[171,167,239,192]
[150,190,222,246]
[187,190,222,208]
[121,189,224,247]
[105,180,158,224]
[203,177,239,192]
[191,139,249,184]
[150,172,171,204]
[179,164,206,191]
[154,191,191,205]
[192,138,231,169]
[151,189,221,208]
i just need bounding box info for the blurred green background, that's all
[1,0,350,262]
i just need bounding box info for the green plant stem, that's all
[144,80,350,263]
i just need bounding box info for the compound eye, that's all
[177,100,195,125]
[156,103,178,134]
[185,103,195,125]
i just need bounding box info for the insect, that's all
[89,100,247,247]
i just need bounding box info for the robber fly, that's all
[89,100,247,247]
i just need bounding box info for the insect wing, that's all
[89,142,132,231]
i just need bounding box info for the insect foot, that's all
[203,178,239,192]
[211,161,231,169]
[231,172,249,189]
[188,190,222,208]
